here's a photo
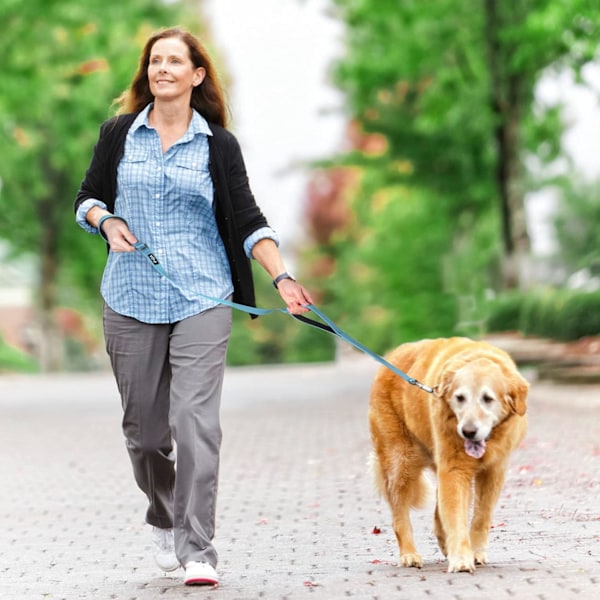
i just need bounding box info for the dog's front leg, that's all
[392,510,423,568]
[437,471,475,573]
[470,461,508,566]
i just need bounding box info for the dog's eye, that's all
[482,394,494,404]
[455,394,466,403]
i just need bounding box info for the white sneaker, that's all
[152,527,180,572]
[184,561,219,586]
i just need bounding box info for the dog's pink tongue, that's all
[465,439,486,459]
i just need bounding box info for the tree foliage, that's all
[0,0,200,369]
[554,179,600,272]
[305,0,599,351]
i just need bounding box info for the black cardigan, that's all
[75,113,271,313]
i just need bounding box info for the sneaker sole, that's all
[158,563,181,573]
[184,577,218,586]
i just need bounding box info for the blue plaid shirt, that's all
[76,105,278,323]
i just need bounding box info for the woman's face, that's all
[147,37,205,103]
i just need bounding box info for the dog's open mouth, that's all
[464,439,486,459]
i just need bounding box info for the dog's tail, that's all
[368,451,387,495]
[368,451,433,509]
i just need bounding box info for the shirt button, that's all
[155,193,160,199]
[156,222,161,227]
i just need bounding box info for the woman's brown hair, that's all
[116,27,228,127]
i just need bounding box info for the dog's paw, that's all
[474,550,488,566]
[400,552,423,568]
[447,553,475,573]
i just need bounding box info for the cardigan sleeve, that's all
[208,124,271,310]
[74,119,113,215]
[74,114,135,216]
[216,127,270,240]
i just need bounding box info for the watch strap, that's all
[272,272,296,289]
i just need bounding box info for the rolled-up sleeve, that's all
[243,226,280,258]
[76,198,107,234]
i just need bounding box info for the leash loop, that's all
[132,240,433,393]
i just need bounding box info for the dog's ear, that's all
[433,354,470,400]
[506,371,529,416]
[433,368,455,400]
[433,353,471,400]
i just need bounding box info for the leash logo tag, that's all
[148,253,159,265]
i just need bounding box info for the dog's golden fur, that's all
[369,337,528,573]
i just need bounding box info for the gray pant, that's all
[103,303,232,567]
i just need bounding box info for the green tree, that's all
[0,0,198,370]
[554,178,600,273]
[306,0,598,350]
[330,0,596,287]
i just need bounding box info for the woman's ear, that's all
[193,67,206,87]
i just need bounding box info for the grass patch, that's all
[0,336,38,373]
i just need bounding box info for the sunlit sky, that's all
[528,65,600,254]
[202,0,346,258]
[201,0,600,257]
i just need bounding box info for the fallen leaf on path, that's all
[370,559,394,565]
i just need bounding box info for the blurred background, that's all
[0,0,599,377]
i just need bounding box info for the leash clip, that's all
[411,380,434,394]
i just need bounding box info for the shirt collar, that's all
[130,103,213,138]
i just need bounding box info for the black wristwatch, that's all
[272,272,296,289]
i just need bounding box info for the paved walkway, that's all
[1,357,599,599]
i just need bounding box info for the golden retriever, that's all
[369,337,528,573]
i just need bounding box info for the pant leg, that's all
[103,304,175,529]
[168,304,232,568]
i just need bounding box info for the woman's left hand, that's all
[276,279,313,315]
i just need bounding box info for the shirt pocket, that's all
[118,150,150,191]
[175,155,213,200]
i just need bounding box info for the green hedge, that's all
[0,335,38,373]
[485,292,523,333]
[486,288,600,341]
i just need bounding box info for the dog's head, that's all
[433,351,528,458]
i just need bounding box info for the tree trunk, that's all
[484,0,531,289]
[37,210,63,372]
[36,150,64,372]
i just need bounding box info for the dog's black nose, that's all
[461,425,478,439]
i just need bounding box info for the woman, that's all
[74,27,313,587]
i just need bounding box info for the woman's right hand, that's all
[101,217,138,252]
[87,206,138,252]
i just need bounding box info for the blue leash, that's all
[133,241,433,393]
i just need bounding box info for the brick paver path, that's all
[1,357,599,599]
